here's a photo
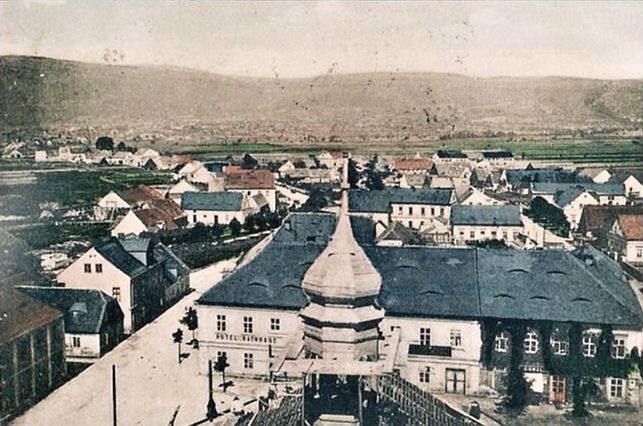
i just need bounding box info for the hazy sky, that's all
[1,1,642,79]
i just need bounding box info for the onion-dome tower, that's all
[299,157,384,361]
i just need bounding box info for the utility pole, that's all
[207,360,217,420]
[112,364,117,426]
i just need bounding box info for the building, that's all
[502,168,584,194]
[165,180,200,204]
[97,185,165,210]
[56,238,189,334]
[110,198,186,237]
[16,287,124,365]
[607,214,643,265]
[609,170,643,200]
[577,205,643,242]
[460,189,506,206]
[394,158,433,174]
[181,191,252,226]
[196,205,642,406]
[224,169,277,211]
[481,150,514,167]
[433,150,468,163]
[348,188,455,230]
[0,285,66,423]
[579,168,612,184]
[451,205,523,244]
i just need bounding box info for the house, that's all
[430,163,471,181]
[34,151,47,162]
[142,157,168,171]
[503,168,584,194]
[316,151,344,169]
[277,160,295,176]
[111,207,181,237]
[196,208,643,405]
[181,191,251,226]
[106,151,135,166]
[0,285,66,423]
[451,205,523,244]
[481,150,514,167]
[398,173,429,189]
[97,185,165,210]
[394,158,433,174]
[165,179,200,203]
[531,183,627,229]
[56,238,189,334]
[2,149,23,159]
[609,169,643,199]
[17,286,124,364]
[282,167,337,184]
[349,188,455,229]
[57,147,73,162]
[579,168,612,184]
[607,214,643,265]
[460,189,506,206]
[433,149,468,162]
[374,221,423,247]
[224,169,277,211]
[470,167,502,190]
[578,205,643,243]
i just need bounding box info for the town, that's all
[1,134,642,425]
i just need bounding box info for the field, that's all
[174,138,642,164]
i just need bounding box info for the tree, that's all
[214,353,230,392]
[243,215,256,233]
[95,136,114,151]
[242,153,258,169]
[229,218,242,237]
[172,328,184,364]
[180,307,199,346]
[525,197,570,237]
[502,322,529,413]
[347,159,359,189]
[299,187,328,212]
[365,170,385,190]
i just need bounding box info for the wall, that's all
[452,224,523,243]
[188,209,246,226]
[391,203,451,229]
[65,333,101,362]
[111,211,147,237]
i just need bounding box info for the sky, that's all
[1,1,642,79]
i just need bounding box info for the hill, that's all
[1,56,641,145]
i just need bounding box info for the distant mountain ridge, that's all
[1,55,641,143]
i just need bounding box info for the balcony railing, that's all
[408,344,452,357]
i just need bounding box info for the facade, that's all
[433,150,468,163]
[97,185,165,210]
[196,210,643,405]
[165,180,200,204]
[181,191,251,226]
[17,287,124,364]
[0,286,66,423]
[481,150,514,167]
[349,188,455,230]
[451,205,523,244]
[460,189,506,206]
[56,237,189,334]
[224,169,277,211]
[607,214,643,264]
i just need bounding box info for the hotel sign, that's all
[214,332,277,344]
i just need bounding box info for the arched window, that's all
[523,331,539,354]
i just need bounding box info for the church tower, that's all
[299,157,384,362]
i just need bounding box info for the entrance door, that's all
[551,376,566,403]
[445,369,466,394]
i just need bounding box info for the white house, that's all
[607,214,643,264]
[97,185,165,210]
[165,180,200,204]
[34,151,47,162]
[181,191,252,225]
[225,169,277,211]
[451,205,523,244]
[579,168,612,184]
[111,207,182,237]
[460,189,506,206]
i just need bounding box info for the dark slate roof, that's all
[0,285,62,344]
[482,150,513,159]
[153,243,191,284]
[505,169,585,186]
[436,150,467,159]
[451,205,522,226]
[532,182,626,196]
[348,188,453,213]
[95,239,146,277]
[17,286,123,334]
[118,237,151,253]
[198,213,643,328]
[181,191,244,211]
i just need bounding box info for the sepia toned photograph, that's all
[0,1,642,425]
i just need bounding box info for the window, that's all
[637,247,643,258]
[421,207,426,215]
[72,336,81,348]
[408,221,413,228]
[450,330,462,348]
[112,287,121,302]
[524,331,539,354]
[469,230,475,239]
[270,318,281,331]
[84,263,91,273]
[439,208,445,217]
[243,353,254,369]
[502,231,508,240]
[430,208,435,216]
[216,314,226,332]
[480,230,486,237]
[408,207,413,215]
[495,332,508,352]
[398,206,403,214]
[419,367,431,383]
[419,328,431,346]
[95,263,103,273]
[243,316,253,334]
[550,336,568,355]
[610,378,624,398]
[491,231,497,238]
[583,334,597,357]
[612,337,626,359]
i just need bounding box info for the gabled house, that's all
[349,188,455,229]
[316,151,344,169]
[578,205,643,243]
[433,149,468,162]
[181,191,252,225]
[17,286,124,364]
[97,184,165,210]
[579,168,612,184]
[224,169,277,211]
[451,205,523,244]
[399,173,429,189]
[111,206,183,237]
[0,285,66,422]
[502,168,583,194]
[607,214,643,265]
[460,189,506,206]
[609,169,643,200]
[480,150,514,167]
[394,158,433,174]
[56,237,189,334]
[165,179,200,203]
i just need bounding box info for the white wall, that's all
[187,209,246,226]
[111,211,147,237]
[65,333,101,362]
[97,192,130,209]
[229,188,277,211]
[453,224,523,243]
[391,203,451,229]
